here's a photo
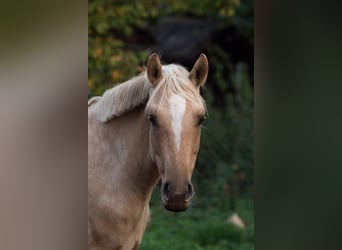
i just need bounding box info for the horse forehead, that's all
[168,95,186,151]
[168,95,186,109]
[165,95,203,115]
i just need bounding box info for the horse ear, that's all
[189,53,209,87]
[147,53,162,86]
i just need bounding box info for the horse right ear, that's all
[147,53,162,86]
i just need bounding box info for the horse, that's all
[88,53,209,249]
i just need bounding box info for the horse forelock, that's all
[146,64,206,113]
[92,64,206,123]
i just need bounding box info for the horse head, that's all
[145,53,208,211]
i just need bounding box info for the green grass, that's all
[140,189,254,250]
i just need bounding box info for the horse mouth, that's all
[163,203,189,212]
[162,196,190,212]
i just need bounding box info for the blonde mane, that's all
[89,64,205,123]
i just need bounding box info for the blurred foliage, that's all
[195,60,253,208]
[89,0,253,248]
[88,0,245,95]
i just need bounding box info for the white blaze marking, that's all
[169,95,186,151]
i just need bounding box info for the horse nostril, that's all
[162,182,170,201]
[188,183,194,194]
[185,183,194,202]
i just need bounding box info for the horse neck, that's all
[102,105,159,202]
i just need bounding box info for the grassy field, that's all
[140,188,254,250]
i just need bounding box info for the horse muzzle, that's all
[161,182,194,212]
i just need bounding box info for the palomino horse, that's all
[88,53,208,249]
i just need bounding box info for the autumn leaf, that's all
[112,70,122,81]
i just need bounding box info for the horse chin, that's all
[164,205,188,212]
[163,202,189,212]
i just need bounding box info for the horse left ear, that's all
[189,53,209,87]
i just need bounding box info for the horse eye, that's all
[148,115,158,126]
[198,115,206,125]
